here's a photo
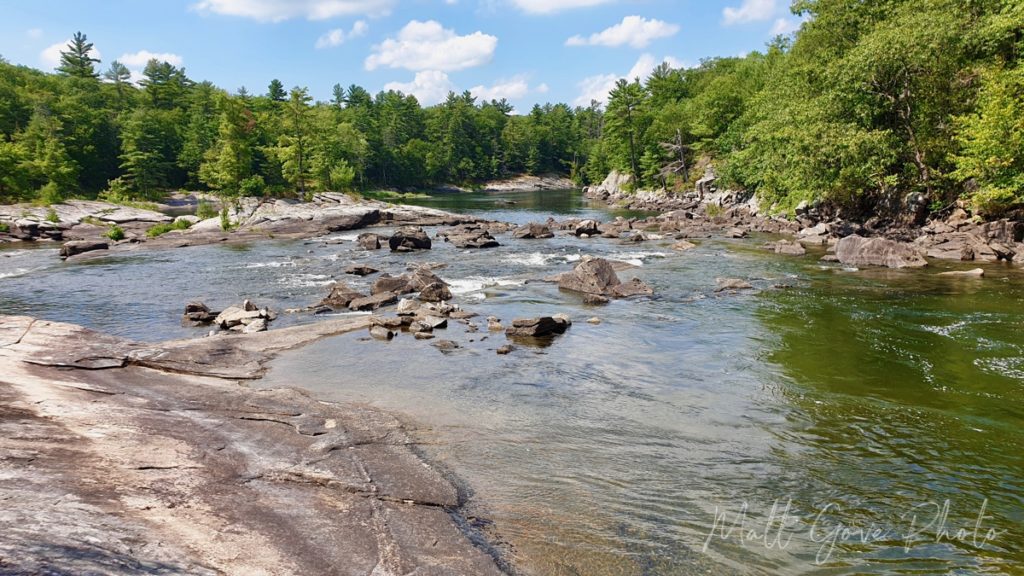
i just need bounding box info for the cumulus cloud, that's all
[193,0,393,22]
[365,20,497,72]
[470,75,548,102]
[118,50,184,68]
[41,39,102,71]
[316,20,368,48]
[573,53,682,106]
[509,0,613,14]
[566,16,679,49]
[722,0,777,25]
[384,70,456,105]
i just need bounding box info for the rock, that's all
[587,317,602,325]
[372,274,415,296]
[512,223,554,239]
[242,299,258,312]
[370,316,405,330]
[575,220,601,237]
[175,215,201,226]
[414,332,435,340]
[182,301,216,326]
[369,326,395,340]
[835,235,928,269]
[419,316,449,331]
[671,240,697,251]
[214,306,262,329]
[728,228,748,239]
[715,278,753,292]
[449,310,478,320]
[242,318,268,333]
[505,316,572,338]
[397,298,421,316]
[496,345,514,355]
[432,340,459,352]
[419,282,453,303]
[59,240,108,259]
[407,267,448,292]
[345,265,379,277]
[389,226,432,252]
[357,232,384,250]
[488,321,504,332]
[439,225,501,249]
[320,283,364,309]
[558,256,653,299]
[349,292,398,311]
[771,240,807,256]
[938,268,985,278]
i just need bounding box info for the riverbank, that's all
[0,314,505,575]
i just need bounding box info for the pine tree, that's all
[58,32,100,78]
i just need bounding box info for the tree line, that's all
[1,0,1022,219]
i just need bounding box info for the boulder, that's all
[432,340,460,352]
[348,292,398,311]
[357,232,384,250]
[671,240,697,251]
[214,306,262,329]
[558,256,653,299]
[242,318,268,333]
[771,240,807,256]
[512,223,554,239]
[396,298,421,316]
[182,301,216,326]
[345,265,379,277]
[505,316,572,338]
[419,282,453,303]
[369,326,395,341]
[320,283,363,309]
[389,227,432,252]
[59,240,108,260]
[496,345,514,355]
[583,294,610,306]
[370,316,405,330]
[835,235,927,269]
[439,224,501,249]
[372,274,415,296]
[574,220,601,237]
[407,267,448,292]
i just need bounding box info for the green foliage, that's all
[219,206,233,231]
[58,32,100,79]
[196,199,218,220]
[105,224,125,241]
[145,219,191,237]
[45,208,59,223]
[239,175,266,197]
[0,221,9,233]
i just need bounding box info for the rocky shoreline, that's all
[583,170,1021,269]
[0,314,505,575]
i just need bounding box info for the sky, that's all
[1,0,801,111]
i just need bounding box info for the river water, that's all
[1,189,1022,575]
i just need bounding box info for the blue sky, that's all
[1,0,799,110]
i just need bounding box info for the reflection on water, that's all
[2,189,1023,574]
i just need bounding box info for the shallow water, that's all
[2,190,1022,574]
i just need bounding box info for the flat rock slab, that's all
[0,315,503,575]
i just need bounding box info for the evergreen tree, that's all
[58,32,100,78]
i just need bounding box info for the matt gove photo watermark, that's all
[701,498,1008,565]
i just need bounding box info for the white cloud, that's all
[509,0,613,14]
[118,50,184,68]
[566,16,679,49]
[470,75,549,102]
[384,70,456,105]
[192,0,393,22]
[26,28,43,39]
[315,20,368,48]
[365,20,497,72]
[770,17,799,35]
[723,0,777,25]
[573,53,680,106]
[40,39,102,71]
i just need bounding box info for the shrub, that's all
[0,221,9,233]
[196,199,218,220]
[146,219,191,238]
[239,175,266,197]
[106,225,125,241]
[219,206,234,231]
[45,208,59,223]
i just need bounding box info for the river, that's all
[1,189,1022,575]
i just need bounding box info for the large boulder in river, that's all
[512,223,554,239]
[372,274,416,296]
[357,232,385,250]
[835,235,928,268]
[320,282,364,309]
[438,224,501,249]
[389,226,431,252]
[557,256,653,299]
[59,240,108,259]
[505,315,572,338]
[349,291,398,311]
[419,282,453,303]
[574,220,601,237]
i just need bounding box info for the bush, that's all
[196,199,218,220]
[45,208,59,223]
[239,175,266,197]
[105,225,125,241]
[146,219,191,238]
[0,221,9,233]
[219,206,234,231]
[38,183,64,206]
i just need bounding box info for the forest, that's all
[0,0,1021,219]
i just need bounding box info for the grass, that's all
[105,225,125,241]
[146,219,192,238]
[705,203,724,218]
[196,199,218,220]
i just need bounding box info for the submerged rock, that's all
[715,278,754,292]
[938,268,985,278]
[345,264,379,277]
[835,235,928,269]
[770,240,807,256]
